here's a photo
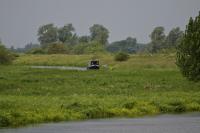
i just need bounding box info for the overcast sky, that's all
[0,0,200,48]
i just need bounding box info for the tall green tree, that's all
[38,24,58,48]
[165,27,183,48]
[58,24,75,43]
[149,26,166,53]
[89,24,109,45]
[176,12,200,81]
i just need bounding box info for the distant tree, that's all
[149,26,166,53]
[58,24,75,43]
[24,42,40,51]
[66,33,79,45]
[176,12,200,81]
[79,36,91,43]
[165,27,184,48]
[10,46,15,52]
[126,37,137,45]
[38,23,58,48]
[107,37,139,53]
[89,24,109,45]
[15,48,25,53]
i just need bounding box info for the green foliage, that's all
[72,43,87,54]
[47,43,69,54]
[148,26,166,53]
[24,43,40,52]
[58,24,75,43]
[78,36,90,43]
[27,48,46,54]
[1,54,200,127]
[38,24,58,48]
[0,54,200,127]
[9,43,40,53]
[176,12,200,81]
[36,23,152,55]
[0,44,14,64]
[107,37,146,53]
[66,34,79,45]
[90,24,109,45]
[165,27,183,49]
[85,41,105,54]
[72,41,105,54]
[114,52,129,61]
[0,114,11,127]
[146,27,184,53]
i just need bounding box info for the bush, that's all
[84,41,105,54]
[72,44,87,54]
[114,52,129,61]
[47,43,69,54]
[0,114,11,127]
[72,41,105,54]
[176,12,200,81]
[0,44,13,64]
[27,48,46,54]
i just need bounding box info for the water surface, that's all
[31,66,87,71]
[1,113,200,133]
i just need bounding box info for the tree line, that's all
[9,24,109,54]
[37,23,109,48]
[147,26,183,53]
[8,23,183,54]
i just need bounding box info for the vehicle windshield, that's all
[91,61,99,65]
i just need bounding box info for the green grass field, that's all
[0,53,200,127]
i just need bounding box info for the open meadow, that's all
[0,54,200,127]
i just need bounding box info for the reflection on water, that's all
[31,66,87,71]
[0,113,200,133]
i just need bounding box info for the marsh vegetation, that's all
[0,54,200,127]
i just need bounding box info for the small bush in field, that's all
[114,52,129,61]
[0,44,13,64]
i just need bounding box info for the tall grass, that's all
[0,53,200,127]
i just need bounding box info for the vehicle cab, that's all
[87,60,100,69]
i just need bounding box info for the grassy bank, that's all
[0,54,200,127]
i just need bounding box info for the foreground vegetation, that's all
[0,54,200,127]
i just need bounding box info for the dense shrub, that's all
[176,12,200,81]
[72,41,105,54]
[0,44,13,64]
[114,52,129,61]
[27,48,46,54]
[0,115,11,127]
[47,43,69,54]
[84,41,105,54]
[72,44,87,54]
